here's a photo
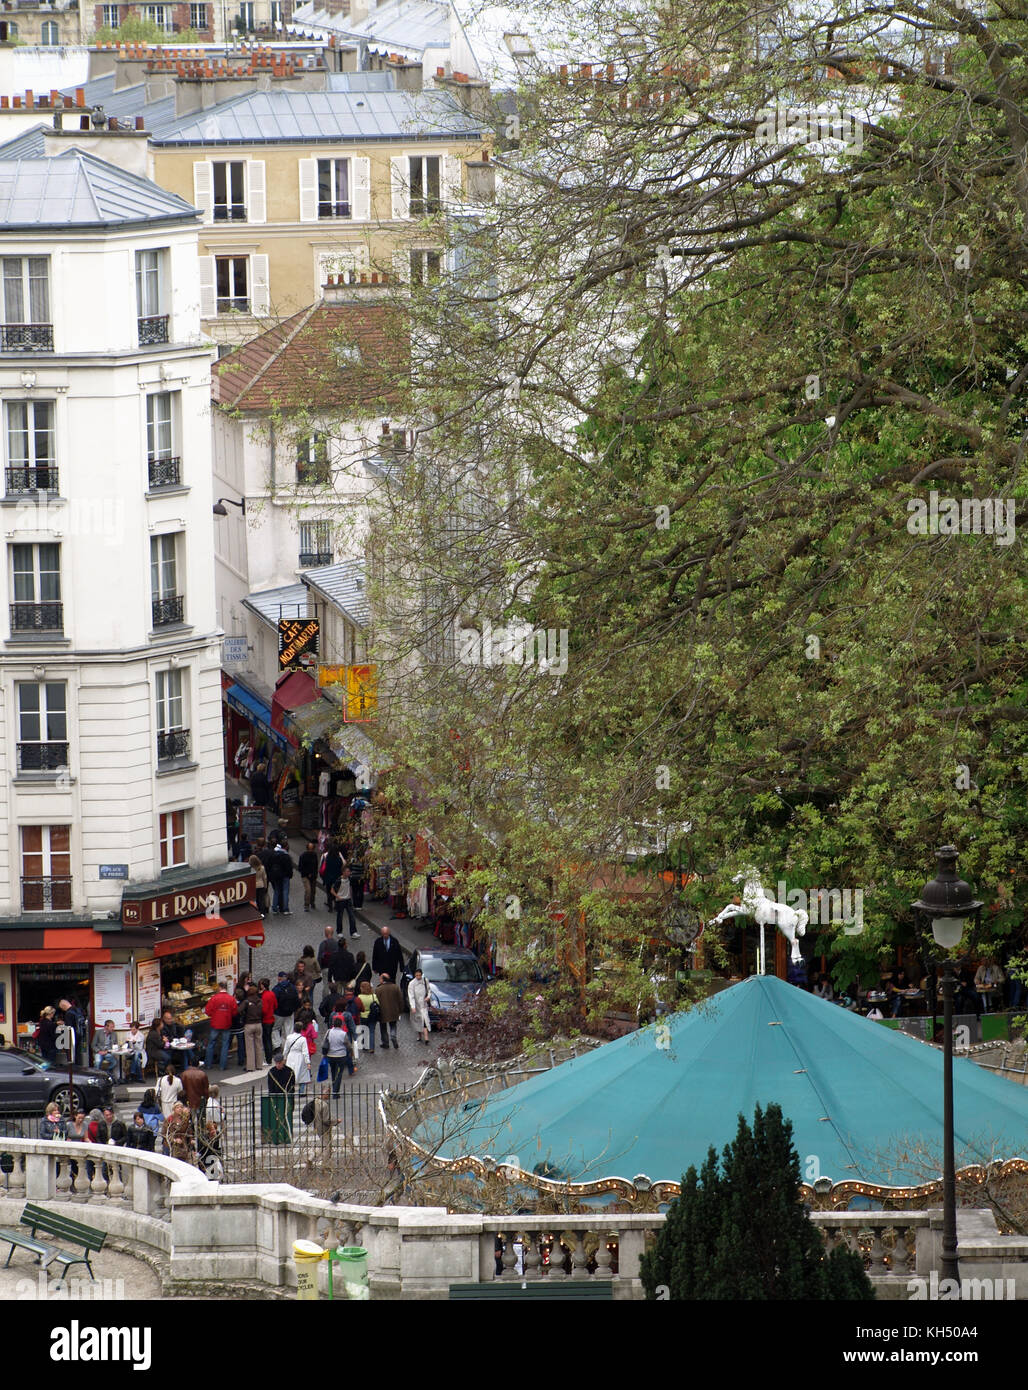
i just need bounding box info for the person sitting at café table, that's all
[91,1019,120,1077]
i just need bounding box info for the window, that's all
[1,256,51,351]
[212,162,246,221]
[317,159,350,219]
[408,155,441,216]
[101,5,119,25]
[6,400,56,493]
[135,248,168,345]
[296,433,329,484]
[143,4,171,30]
[410,249,442,285]
[146,392,179,488]
[21,825,71,911]
[10,542,61,632]
[159,810,187,869]
[189,2,208,27]
[16,681,67,771]
[298,519,332,566]
[150,534,183,627]
[40,20,58,44]
[215,256,249,313]
[156,668,189,761]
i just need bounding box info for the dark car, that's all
[0,1048,114,1116]
[401,948,488,1028]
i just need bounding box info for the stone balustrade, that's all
[2,1138,1027,1298]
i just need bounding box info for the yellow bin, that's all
[293,1239,326,1300]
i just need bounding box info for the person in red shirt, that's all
[259,976,277,1064]
[204,984,238,1070]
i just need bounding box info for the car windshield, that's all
[422,957,483,984]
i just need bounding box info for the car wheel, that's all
[50,1085,82,1115]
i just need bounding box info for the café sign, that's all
[121,872,255,927]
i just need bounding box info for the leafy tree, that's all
[640,1103,874,1299]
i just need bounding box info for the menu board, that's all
[93,963,133,1030]
[215,940,238,989]
[136,958,162,1030]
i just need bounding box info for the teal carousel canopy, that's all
[416,975,1028,1196]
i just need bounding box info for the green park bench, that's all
[0,1202,106,1282]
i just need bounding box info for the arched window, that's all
[40,20,59,44]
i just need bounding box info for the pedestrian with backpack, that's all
[271,970,300,1050]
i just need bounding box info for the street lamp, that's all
[911,845,982,1286]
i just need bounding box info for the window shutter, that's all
[251,254,270,317]
[246,159,266,223]
[352,156,371,221]
[441,154,462,207]
[199,256,216,319]
[192,160,213,223]
[390,155,409,220]
[298,158,318,222]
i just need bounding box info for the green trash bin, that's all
[261,1092,295,1144]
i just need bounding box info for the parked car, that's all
[401,948,488,1028]
[0,1048,114,1116]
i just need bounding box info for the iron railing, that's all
[10,601,62,632]
[16,740,68,771]
[157,727,190,762]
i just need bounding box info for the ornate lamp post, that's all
[911,846,982,1286]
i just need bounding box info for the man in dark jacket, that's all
[267,844,295,915]
[298,841,319,912]
[329,944,357,989]
[372,926,404,984]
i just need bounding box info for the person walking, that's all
[35,1006,59,1064]
[323,1016,351,1097]
[408,968,432,1045]
[267,841,295,916]
[204,982,238,1069]
[371,925,404,984]
[330,865,358,938]
[248,853,269,917]
[376,973,403,1051]
[271,971,300,1050]
[298,841,319,912]
[259,977,277,1063]
[239,984,265,1071]
[157,1063,184,1118]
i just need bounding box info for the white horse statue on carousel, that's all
[708,867,808,973]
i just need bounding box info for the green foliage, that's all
[639,1104,874,1300]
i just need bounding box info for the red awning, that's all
[0,927,112,965]
[151,905,264,958]
[272,670,320,746]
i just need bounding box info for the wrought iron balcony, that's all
[152,594,184,627]
[148,456,181,489]
[157,727,190,762]
[298,550,332,567]
[21,876,72,911]
[10,601,63,632]
[16,741,68,771]
[0,323,54,352]
[138,314,169,346]
[5,464,58,494]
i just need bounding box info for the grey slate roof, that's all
[152,86,483,145]
[0,147,198,229]
[300,558,370,628]
[243,582,309,628]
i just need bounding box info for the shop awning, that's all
[0,926,113,964]
[225,681,289,751]
[271,670,320,746]
[151,904,265,958]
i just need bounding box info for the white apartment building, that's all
[0,140,256,1041]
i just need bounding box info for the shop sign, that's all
[278,618,320,672]
[121,872,255,927]
[344,664,378,722]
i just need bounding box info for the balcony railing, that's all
[148,456,181,489]
[5,464,58,494]
[298,550,332,567]
[152,594,184,627]
[0,323,54,352]
[21,876,72,911]
[10,601,63,632]
[138,314,169,346]
[16,741,68,771]
[157,727,190,762]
